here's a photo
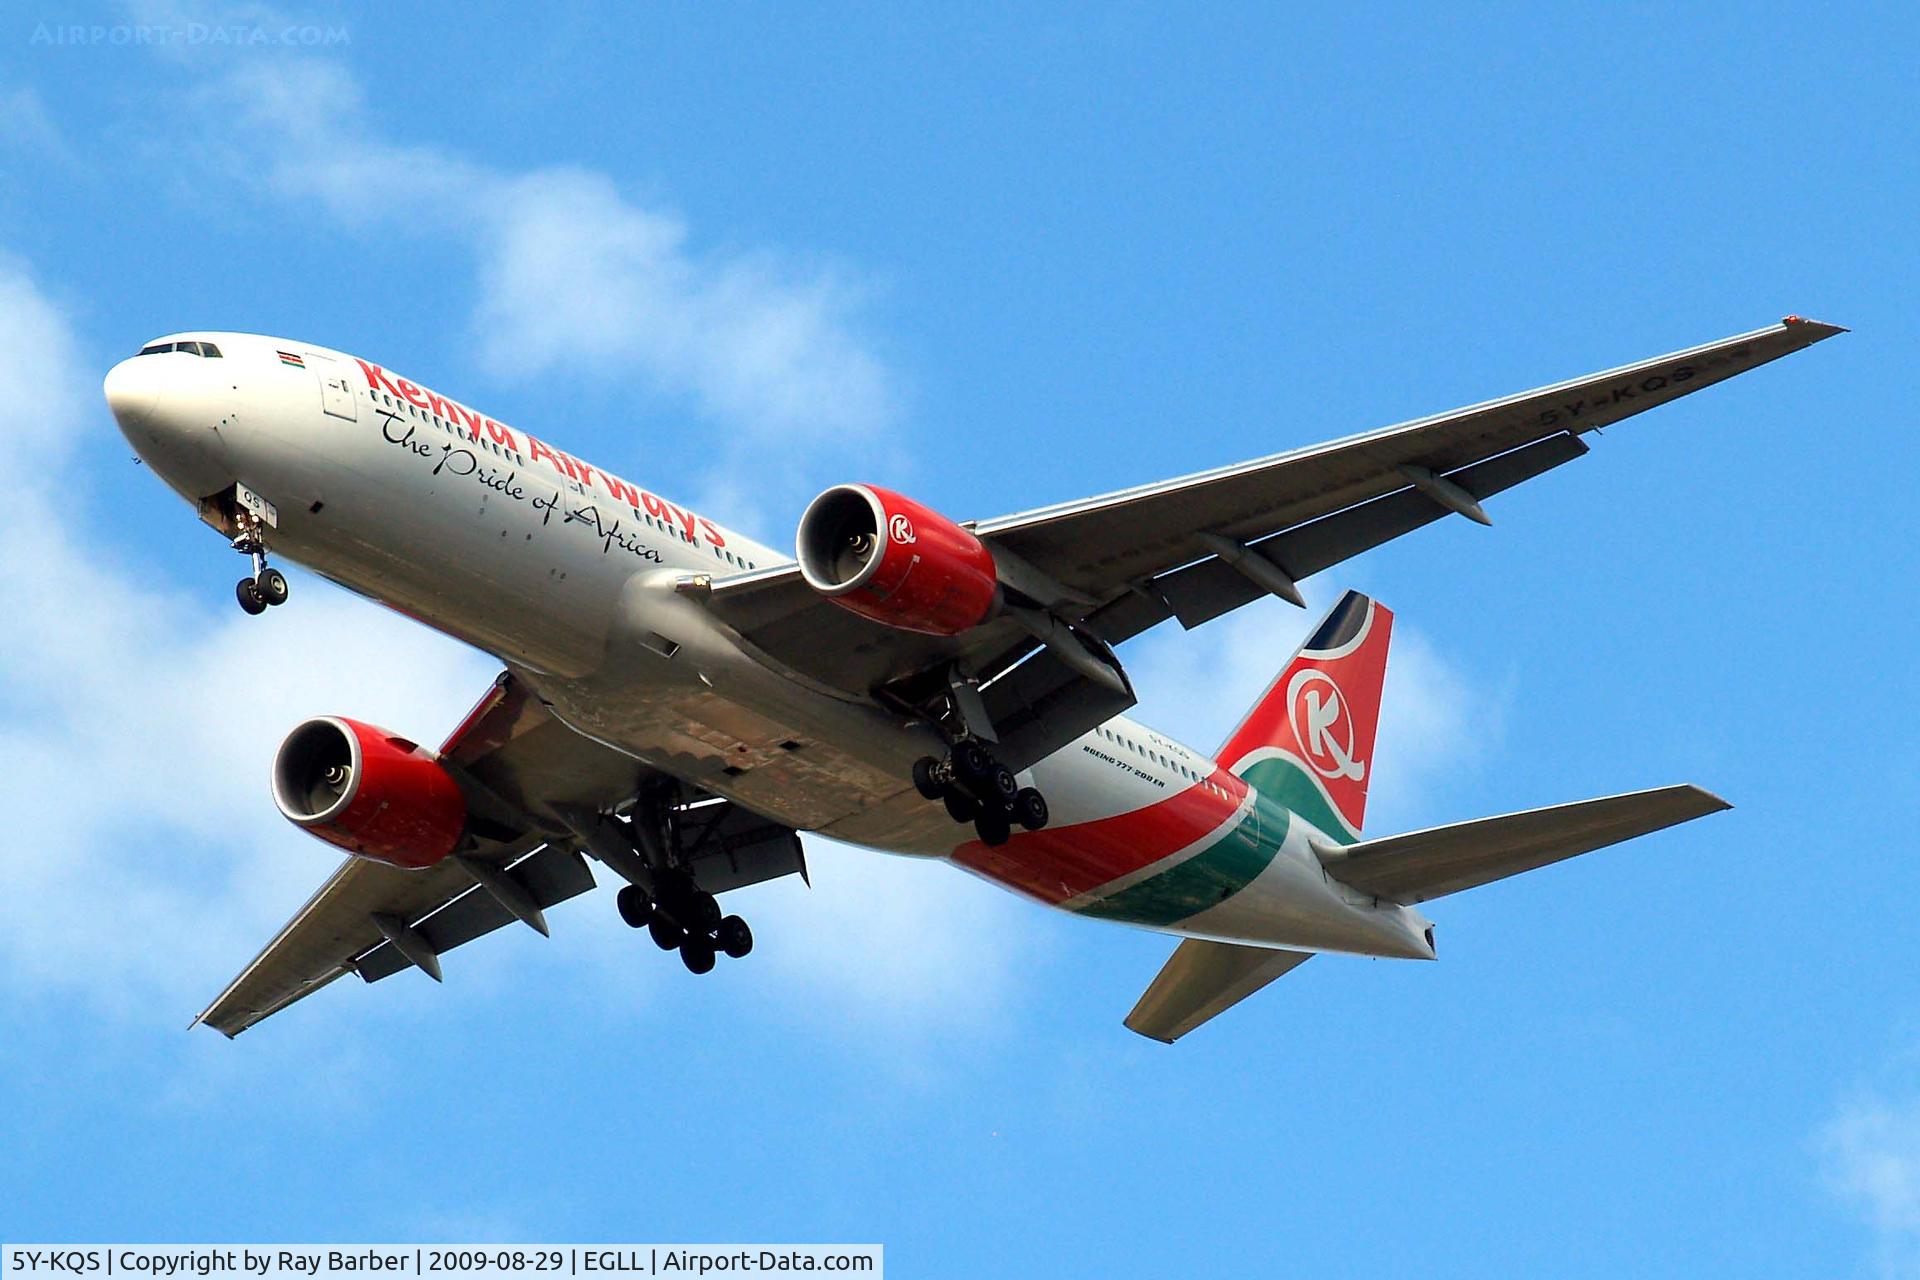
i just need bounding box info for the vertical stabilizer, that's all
[1213,590,1392,843]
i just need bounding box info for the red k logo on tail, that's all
[1287,669,1365,782]
[1213,591,1393,836]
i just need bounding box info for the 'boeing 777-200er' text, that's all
[104,318,1841,1041]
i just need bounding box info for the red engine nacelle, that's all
[271,716,467,870]
[797,484,1000,636]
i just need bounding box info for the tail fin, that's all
[1213,590,1392,843]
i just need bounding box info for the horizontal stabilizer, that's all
[1318,784,1729,905]
[1124,939,1313,1043]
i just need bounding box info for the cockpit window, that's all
[135,340,222,358]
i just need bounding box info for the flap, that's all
[353,844,597,982]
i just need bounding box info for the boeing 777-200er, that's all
[103,318,1841,1041]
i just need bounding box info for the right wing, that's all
[1124,940,1314,1043]
[193,673,805,1037]
[1316,784,1731,905]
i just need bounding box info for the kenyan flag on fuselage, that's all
[1213,590,1391,845]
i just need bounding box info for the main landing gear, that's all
[615,875,753,974]
[914,740,1049,848]
[604,793,753,975]
[232,513,289,615]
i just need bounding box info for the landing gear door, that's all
[308,352,358,422]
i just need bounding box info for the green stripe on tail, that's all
[1078,800,1291,928]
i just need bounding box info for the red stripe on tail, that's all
[953,768,1248,904]
[1213,591,1392,834]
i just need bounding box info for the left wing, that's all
[193,673,804,1036]
[706,318,1842,766]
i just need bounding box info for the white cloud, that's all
[14,32,1506,1050]
[473,169,895,437]
[0,26,1008,1047]
[0,252,1015,1045]
[191,55,898,529]
[0,257,487,1019]
[735,837,1037,1033]
[0,85,73,166]
[470,830,1035,1051]
[1371,618,1503,831]
[1820,1091,1920,1277]
[0,254,89,465]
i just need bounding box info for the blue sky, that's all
[1,3,1915,1274]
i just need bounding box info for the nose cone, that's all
[105,352,234,498]
[103,357,160,431]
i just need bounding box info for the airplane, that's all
[102,317,1842,1042]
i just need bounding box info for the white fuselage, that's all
[105,331,1432,961]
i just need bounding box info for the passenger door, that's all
[307,352,358,421]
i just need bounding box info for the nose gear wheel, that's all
[231,509,290,614]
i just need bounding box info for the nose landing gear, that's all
[231,511,289,615]
[915,743,1049,848]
